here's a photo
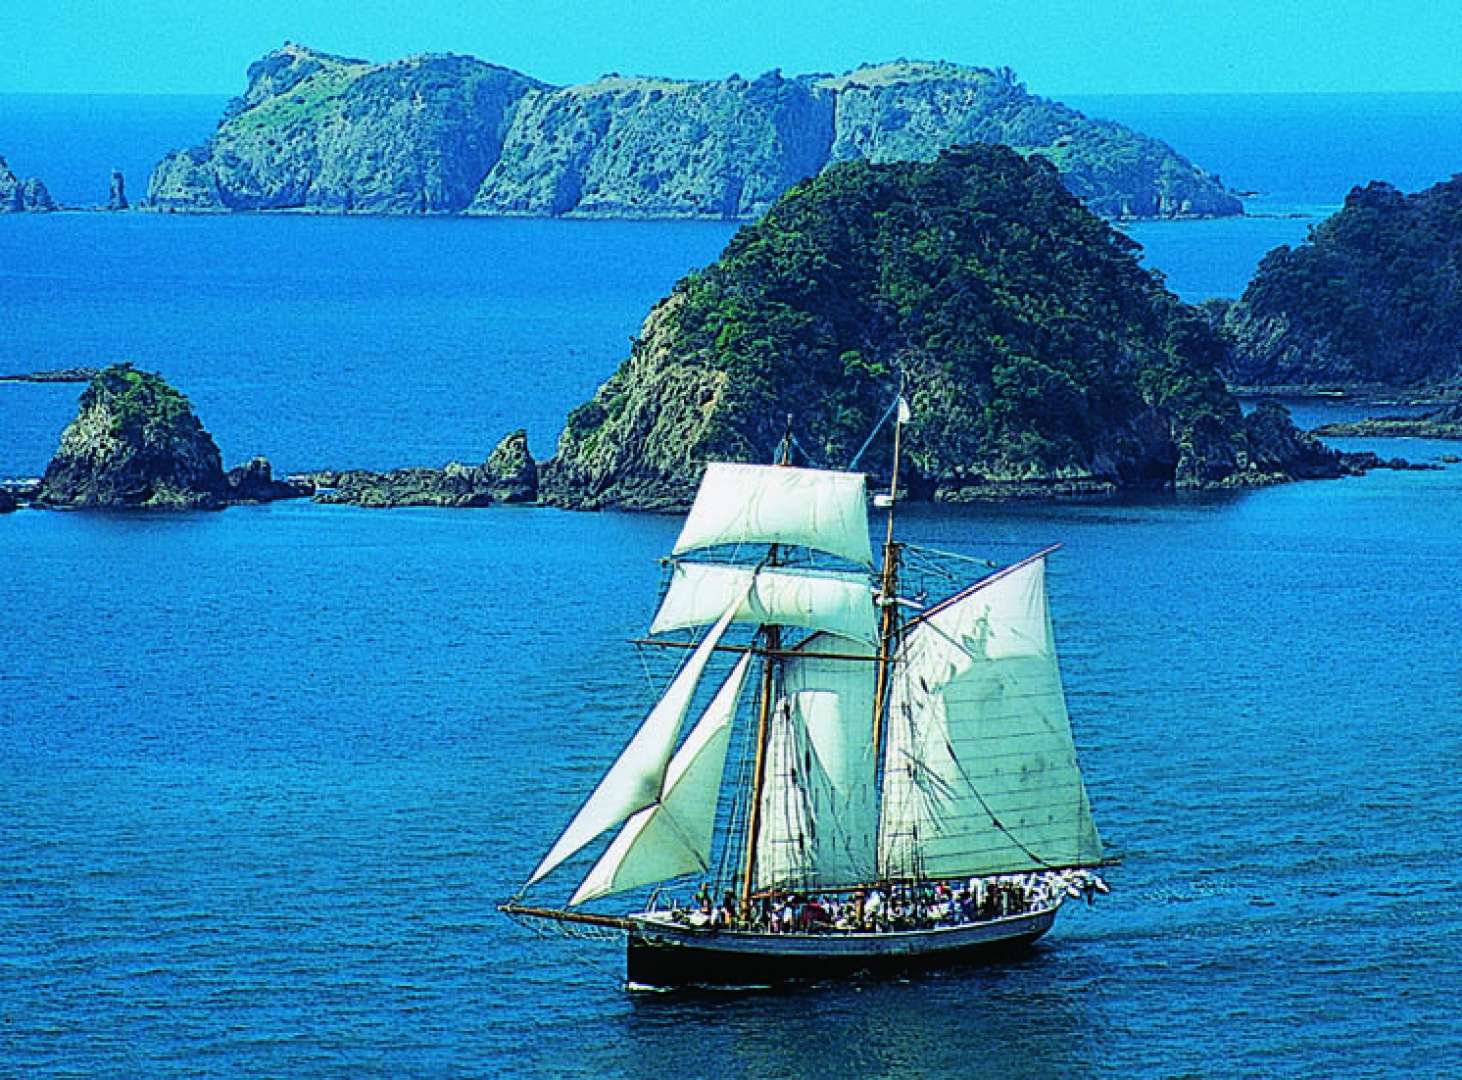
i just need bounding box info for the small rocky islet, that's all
[0,155,55,213]
[146,42,1240,221]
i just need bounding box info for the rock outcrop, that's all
[541,147,1322,510]
[303,429,538,507]
[108,169,129,210]
[36,365,304,510]
[0,156,55,212]
[148,46,1238,221]
[1312,402,1462,440]
[1223,178,1462,390]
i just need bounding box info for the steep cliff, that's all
[542,146,1319,510]
[148,43,547,212]
[0,156,55,212]
[148,47,1238,220]
[1224,177,1462,389]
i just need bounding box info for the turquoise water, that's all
[3,94,1462,1076]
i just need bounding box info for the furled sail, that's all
[672,463,874,568]
[571,654,754,905]
[650,562,877,645]
[529,598,744,886]
[878,555,1104,880]
[755,634,879,891]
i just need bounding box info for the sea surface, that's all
[2,94,1461,1078]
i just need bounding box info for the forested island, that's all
[1220,176,1462,394]
[540,146,1352,508]
[146,42,1239,221]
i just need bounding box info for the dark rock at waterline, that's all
[226,456,311,502]
[108,170,129,211]
[0,367,103,383]
[0,489,16,513]
[304,429,539,508]
[1311,402,1462,440]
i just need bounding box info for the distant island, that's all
[147,42,1240,221]
[1,155,54,212]
[1219,176,1462,395]
[540,146,1363,509]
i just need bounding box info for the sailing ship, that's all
[502,410,1109,987]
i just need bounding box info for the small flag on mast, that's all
[897,396,911,424]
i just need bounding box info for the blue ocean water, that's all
[3,94,1461,1077]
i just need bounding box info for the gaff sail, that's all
[877,555,1104,880]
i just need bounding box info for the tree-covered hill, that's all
[1223,177,1462,389]
[542,145,1330,508]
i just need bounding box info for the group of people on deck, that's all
[672,870,1107,934]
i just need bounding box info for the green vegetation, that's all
[547,145,1277,506]
[1225,177,1462,388]
[86,363,205,443]
[232,63,368,135]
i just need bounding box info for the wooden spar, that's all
[498,902,636,931]
[740,622,779,911]
[632,638,881,663]
[870,396,906,772]
[740,428,794,914]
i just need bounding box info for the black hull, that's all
[625,907,1058,988]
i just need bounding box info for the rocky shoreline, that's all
[1310,403,1462,441]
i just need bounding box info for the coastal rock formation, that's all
[225,456,310,502]
[0,367,102,383]
[0,489,16,514]
[0,156,55,212]
[1223,178,1462,390]
[541,147,1324,510]
[149,44,546,212]
[108,169,128,210]
[305,429,539,507]
[148,45,1238,220]
[1312,402,1462,440]
[36,365,305,510]
[38,365,229,508]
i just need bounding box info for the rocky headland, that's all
[33,364,306,510]
[1,155,55,212]
[147,43,1239,221]
[1219,177,1462,394]
[537,146,1353,511]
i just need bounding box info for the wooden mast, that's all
[871,395,906,768]
[739,420,793,913]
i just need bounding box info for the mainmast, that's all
[739,421,793,911]
[871,396,907,775]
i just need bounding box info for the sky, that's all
[8,1,1462,96]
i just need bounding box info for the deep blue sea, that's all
[3,94,1461,1077]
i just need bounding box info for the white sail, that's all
[571,654,754,905]
[529,598,743,886]
[672,462,874,568]
[878,556,1104,880]
[650,561,877,645]
[755,635,879,891]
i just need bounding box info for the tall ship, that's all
[502,411,1109,987]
